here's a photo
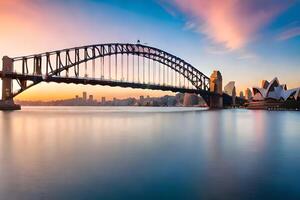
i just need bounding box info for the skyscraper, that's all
[240,91,245,99]
[83,92,87,101]
[224,81,236,105]
[245,88,253,100]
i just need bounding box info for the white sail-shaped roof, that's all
[252,78,300,101]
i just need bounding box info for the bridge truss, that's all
[1,43,211,100]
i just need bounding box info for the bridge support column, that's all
[209,70,223,109]
[0,56,21,110]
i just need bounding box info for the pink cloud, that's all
[277,26,300,40]
[0,0,122,57]
[168,0,289,50]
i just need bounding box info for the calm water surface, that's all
[0,106,300,200]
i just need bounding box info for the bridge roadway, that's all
[0,71,212,99]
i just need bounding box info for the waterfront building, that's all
[248,78,300,109]
[175,93,184,106]
[239,91,244,99]
[83,92,87,101]
[224,81,236,105]
[252,78,300,101]
[139,96,145,105]
[245,88,252,100]
[183,93,199,106]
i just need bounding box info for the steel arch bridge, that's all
[1,43,220,107]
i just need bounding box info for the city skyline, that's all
[16,91,176,103]
[16,91,204,107]
[1,0,300,101]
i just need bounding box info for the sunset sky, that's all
[1,0,300,101]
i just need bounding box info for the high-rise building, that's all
[101,97,106,103]
[89,95,93,102]
[83,92,87,101]
[224,81,236,105]
[224,81,236,96]
[245,88,253,100]
[240,91,245,99]
[139,96,144,104]
[183,93,199,106]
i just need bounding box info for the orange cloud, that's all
[170,0,289,50]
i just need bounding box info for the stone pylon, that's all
[209,70,223,108]
[2,56,14,101]
[0,56,21,110]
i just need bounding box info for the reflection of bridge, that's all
[0,43,224,110]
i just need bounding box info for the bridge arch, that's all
[2,43,211,100]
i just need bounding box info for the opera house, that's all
[247,78,300,109]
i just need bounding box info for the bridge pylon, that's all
[0,56,21,110]
[209,70,223,109]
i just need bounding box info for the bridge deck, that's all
[1,71,212,97]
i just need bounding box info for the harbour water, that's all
[0,107,300,199]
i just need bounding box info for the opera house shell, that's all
[248,78,300,109]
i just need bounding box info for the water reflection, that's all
[0,107,300,199]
